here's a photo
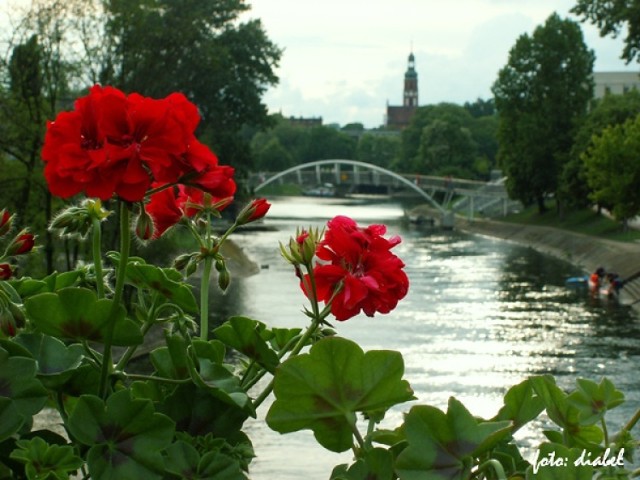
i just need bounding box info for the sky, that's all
[243,0,640,128]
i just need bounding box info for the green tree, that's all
[355,134,400,168]
[562,90,640,208]
[571,0,640,63]
[463,97,496,118]
[415,119,478,177]
[101,0,281,175]
[253,137,294,171]
[583,114,640,230]
[0,0,84,273]
[492,13,594,213]
[301,126,357,163]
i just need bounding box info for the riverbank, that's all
[455,216,640,310]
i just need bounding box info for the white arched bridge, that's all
[248,159,517,226]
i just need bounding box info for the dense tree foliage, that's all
[572,0,640,63]
[583,113,640,229]
[394,102,496,179]
[561,90,640,208]
[492,13,594,213]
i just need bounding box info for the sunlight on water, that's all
[209,197,640,479]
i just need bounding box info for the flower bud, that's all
[5,231,35,256]
[0,209,13,238]
[0,307,16,337]
[173,253,193,271]
[215,259,230,291]
[0,263,12,280]
[236,198,271,226]
[134,209,155,241]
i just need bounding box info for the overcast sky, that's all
[244,0,639,128]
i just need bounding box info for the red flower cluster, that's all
[144,186,269,239]
[42,85,235,203]
[304,215,408,321]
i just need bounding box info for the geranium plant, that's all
[0,85,638,480]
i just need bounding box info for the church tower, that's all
[403,52,418,107]
[385,51,419,129]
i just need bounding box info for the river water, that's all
[209,196,640,480]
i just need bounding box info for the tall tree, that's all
[571,0,640,63]
[492,13,594,213]
[583,114,640,230]
[0,0,82,272]
[562,90,640,208]
[100,0,281,176]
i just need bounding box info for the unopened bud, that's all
[5,231,35,256]
[134,210,155,241]
[215,259,230,291]
[185,256,198,277]
[173,253,193,271]
[0,263,12,280]
[236,198,271,226]
[0,307,16,337]
[0,209,13,238]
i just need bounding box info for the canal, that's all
[208,196,640,479]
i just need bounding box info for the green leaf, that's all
[9,436,82,480]
[66,390,175,480]
[164,440,248,480]
[150,332,191,380]
[14,333,84,390]
[567,378,625,425]
[266,337,415,453]
[125,262,198,315]
[186,340,253,414]
[330,448,394,480]
[526,443,593,479]
[531,375,604,448]
[493,378,545,432]
[395,398,512,480]
[160,384,250,439]
[269,327,302,350]
[213,316,279,373]
[25,287,142,346]
[0,348,48,442]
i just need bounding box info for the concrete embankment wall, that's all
[455,217,640,309]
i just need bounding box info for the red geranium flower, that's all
[145,187,185,238]
[303,215,408,321]
[6,232,35,256]
[41,85,236,203]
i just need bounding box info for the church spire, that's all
[403,52,418,107]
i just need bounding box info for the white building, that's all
[593,71,640,99]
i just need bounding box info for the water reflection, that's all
[205,197,639,479]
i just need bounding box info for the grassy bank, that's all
[502,206,640,243]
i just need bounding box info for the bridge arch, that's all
[253,159,448,216]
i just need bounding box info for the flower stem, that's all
[92,216,105,299]
[623,407,640,433]
[99,202,130,398]
[200,255,213,340]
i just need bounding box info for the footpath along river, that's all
[207,196,640,479]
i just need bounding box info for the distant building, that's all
[385,52,419,130]
[286,116,322,127]
[593,71,640,98]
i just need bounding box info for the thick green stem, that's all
[200,255,213,340]
[99,202,131,398]
[92,216,105,299]
[623,407,640,433]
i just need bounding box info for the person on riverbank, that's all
[589,267,606,295]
